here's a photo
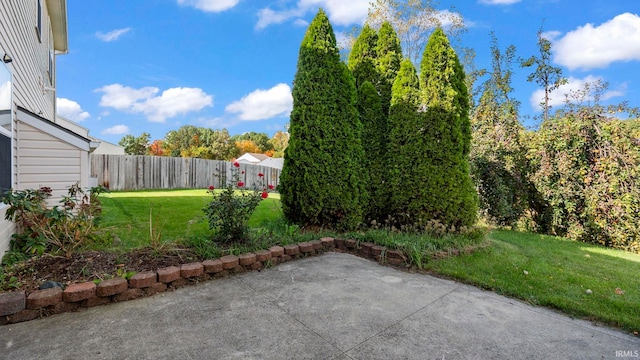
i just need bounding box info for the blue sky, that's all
[54,0,640,144]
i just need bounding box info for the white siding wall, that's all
[0,0,56,120]
[16,120,86,206]
[0,1,58,255]
[0,209,15,254]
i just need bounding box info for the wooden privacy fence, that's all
[91,154,281,191]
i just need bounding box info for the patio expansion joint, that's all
[238,277,344,357]
[336,283,463,357]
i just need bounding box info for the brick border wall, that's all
[0,237,410,325]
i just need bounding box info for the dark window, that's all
[36,0,42,42]
[0,134,10,194]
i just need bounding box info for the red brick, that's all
[284,244,300,256]
[129,271,157,288]
[320,237,335,248]
[255,250,272,262]
[157,266,181,283]
[220,255,239,270]
[388,258,405,266]
[311,240,323,250]
[63,282,96,303]
[360,242,375,255]
[213,270,229,279]
[270,245,285,257]
[203,259,223,273]
[50,301,80,314]
[26,288,62,309]
[345,239,357,249]
[371,245,385,256]
[143,282,167,296]
[170,278,189,288]
[280,254,292,262]
[0,291,26,316]
[387,250,405,260]
[96,278,128,297]
[180,263,204,278]
[7,309,39,324]
[82,296,112,308]
[250,262,263,271]
[113,288,144,302]
[239,253,256,266]
[298,242,314,253]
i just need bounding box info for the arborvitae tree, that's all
[280,9,367,231]
[386,59,421,221]
[416,27,476,227]
[348,24,379,89]
[375,21,403,118]
[420,27,471,156]
[358,81,386,221]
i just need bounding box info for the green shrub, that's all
[2,183,108,257]
[203,162,271,243]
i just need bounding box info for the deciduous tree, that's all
[118,132,150,155]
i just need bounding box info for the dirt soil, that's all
[2,248,204,294]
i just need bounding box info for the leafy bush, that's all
[2,183,108,257]
[527,98,640,252]
[203,162,271,243]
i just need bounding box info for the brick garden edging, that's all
[0,237,406,325]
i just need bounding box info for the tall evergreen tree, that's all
[375,21,403,118]
[387,59,422,221]
[347,24,379,89]
[420,27,471,156]
[416,27,477,227]
[280,9,367,231]
[358,81,386,221]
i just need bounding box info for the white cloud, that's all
[256,8,304,30]
[529,75,625,110]
[96,28,131,42]
[96,84,213,123]
[56,98,90,122]
[177,0,239,13]
[101,124,129,135]
[553,13,640,70]
[97,84,158,110]
[479,0,521,4]
[298,0,370,26]
[0,81,10,109]
[256,0,370,30]
[225,83,292,121]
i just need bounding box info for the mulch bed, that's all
[3,248,204,294]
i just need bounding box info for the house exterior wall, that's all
[0,0,57,121]
[0,207,14,255]
[92,140,125,155]
[0,1,70,256]
[16,110,89,206]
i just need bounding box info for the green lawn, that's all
[427,229,640,333]
[97,189,282,249]
[95,190,640,334]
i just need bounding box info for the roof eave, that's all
[47,0,68,54]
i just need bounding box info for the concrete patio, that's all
[1,252,638,359]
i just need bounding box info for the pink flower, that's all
[261,191,268,199]
[233,161,240,168]
[237,182,244,187]
[208,185,214,190]
[258,173,264,177]
[268,184,274,190]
